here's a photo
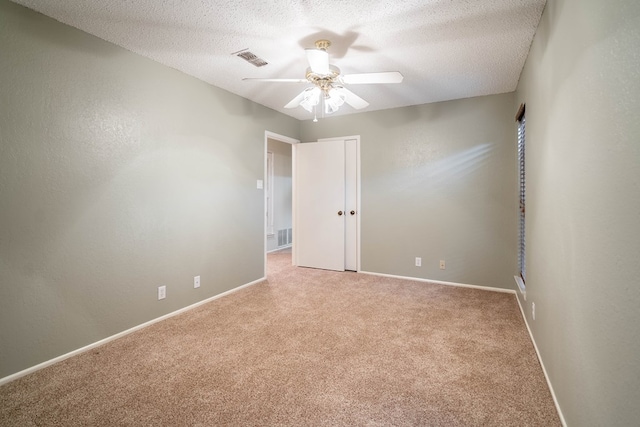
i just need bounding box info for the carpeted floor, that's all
[0,250,561,426]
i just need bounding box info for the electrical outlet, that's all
[158,285,166,300]
[532,302,536,320]
[194,275,200,289]
[415,257,422,267]
[439,260,446,270]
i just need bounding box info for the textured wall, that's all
[266,138,292,252]
[515,0,640,425]
[0,0,299,378]
[300,93,518,289]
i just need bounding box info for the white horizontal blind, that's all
[517,114,526,282]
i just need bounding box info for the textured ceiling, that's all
[11,0,547,121]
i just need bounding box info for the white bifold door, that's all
[294,138,359,272]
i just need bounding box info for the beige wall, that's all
[301,93,518,289]
[0,0,299,378]
[4,3,639,423]
[515,0,640,425]
[266,138,292,252]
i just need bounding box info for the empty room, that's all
[1,0,638,425]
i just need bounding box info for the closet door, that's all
[294,140,346,271]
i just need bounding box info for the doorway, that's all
[264,131,299,277]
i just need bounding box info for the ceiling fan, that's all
[243,40,403,119]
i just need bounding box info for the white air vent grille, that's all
[278,228,292,247]
[234,49,268,67]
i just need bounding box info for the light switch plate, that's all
[257,179,263,189]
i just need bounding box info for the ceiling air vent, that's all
[233,49,268,67]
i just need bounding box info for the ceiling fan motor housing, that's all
[315,39,331,50]
[306,65,340,92]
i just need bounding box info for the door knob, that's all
[338,211,343,216]
[350,210,356,215]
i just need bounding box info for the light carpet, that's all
[0,250,560,426]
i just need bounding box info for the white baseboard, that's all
[514,294,567,426]
[0,277,266,386]
[361,270,564,423]
[358,271,516,294]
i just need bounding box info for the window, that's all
[516,104,526,292]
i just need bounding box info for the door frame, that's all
[293,135,361,272]
[264,131,299,278]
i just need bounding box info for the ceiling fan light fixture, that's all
[246,39,402,118]
[324,87,346,114]
[324,101,339,114]
[330,87,346,105]
[300,87,321,112]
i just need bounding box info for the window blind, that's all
[517,110,526,282]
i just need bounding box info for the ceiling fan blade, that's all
[243,78,307,83]
[305,48,330,75]
[284,90,308,109]
[341,71,404,84]
[339,87,369,110]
